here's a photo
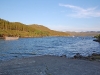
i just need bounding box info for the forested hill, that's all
[0,18,69,37]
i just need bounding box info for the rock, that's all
[92,53,100,56]
[87,56,95,61]
[60,55,66,58]
[74,53,83,59]
[73,53,100,61]
[93,39,100,42]
[87,53,100,61]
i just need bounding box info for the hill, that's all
[29,24,70,36]
[0,18,69,37]
[67,31,100,37]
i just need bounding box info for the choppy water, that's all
[0,36,100,60]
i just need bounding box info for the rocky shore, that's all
[73,53,100,61]
[0,55,100,75]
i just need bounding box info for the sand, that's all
[0,55,100,75]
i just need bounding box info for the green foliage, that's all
[94,34,100,40]
[0,18,69,37]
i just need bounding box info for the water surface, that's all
[0,36,100,61]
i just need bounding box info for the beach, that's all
[0,55,100,75]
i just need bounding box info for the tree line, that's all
[0,18,69,37]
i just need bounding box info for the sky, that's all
[0,0,100,32]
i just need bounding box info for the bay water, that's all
[0,36,100,61]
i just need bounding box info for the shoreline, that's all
[0,55,100,75]
[1,53,100,62]
[0,53,100,62]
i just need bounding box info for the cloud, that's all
[59,4,100,18]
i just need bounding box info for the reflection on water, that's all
[0,36,100,60]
